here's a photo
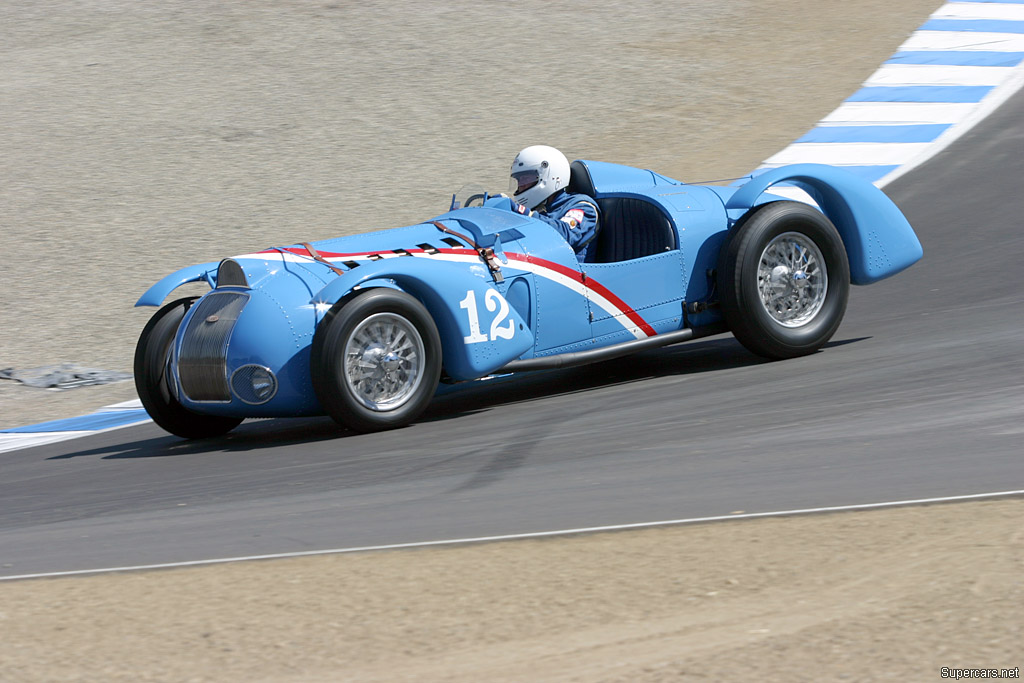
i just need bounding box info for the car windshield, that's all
[450,184,489,210]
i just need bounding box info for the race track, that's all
[2,85,1022,579]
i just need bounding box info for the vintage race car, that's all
[134,160,922,437]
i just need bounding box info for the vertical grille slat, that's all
[178,292,248,401]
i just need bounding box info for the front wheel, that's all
[134,297,243,438]
[719,201,850,359]
[311,289,442,432]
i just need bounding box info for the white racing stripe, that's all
[504,258,648,339]
[3,489,1021,581]
[408,251,649,339]
[240,249,651,339]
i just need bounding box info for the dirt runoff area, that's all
[6,1,1018,682]
[0,499,1021,682]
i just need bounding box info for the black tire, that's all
[311,289,442,432]
[719,201,850,360]
[134,297,243,439]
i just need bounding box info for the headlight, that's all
[230,364,277,404]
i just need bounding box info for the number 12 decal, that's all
[460,289,515,345]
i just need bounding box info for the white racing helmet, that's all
[509,145,571,210]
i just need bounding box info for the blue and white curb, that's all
[761,0,1024,195]
[0,399,151,454]
[6,1,1024,454]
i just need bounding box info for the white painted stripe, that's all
[3,489,1021,581]
[864,63,1012,86]
[97,399,144,412]
[902,30,1024,52]
[936,2,1024,21]
[761,186,820,206]
[764,142,931,166]
[821,101,976,124]
[0,431,95,454]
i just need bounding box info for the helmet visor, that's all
[510,170,540,196]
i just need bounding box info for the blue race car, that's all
[134,160,922,437]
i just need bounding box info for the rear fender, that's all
[135,262,218,307]
[313,259,533,380]
[727,164,923,285]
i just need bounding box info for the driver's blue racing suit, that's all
[490,191,600,261]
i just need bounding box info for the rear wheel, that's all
[719,201,850,359]
[311,289,442,432]
[134,297,243,438]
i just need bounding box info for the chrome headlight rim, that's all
[230,364,279,405]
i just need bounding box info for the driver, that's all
[507,145,600,261]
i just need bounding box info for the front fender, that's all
[727,164,923,285]
[313,259,533,380]
[135,262,218,307]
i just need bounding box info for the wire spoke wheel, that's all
[719,201,850,360]
[757,231,828,328]
[311,289,442,432]
[343,313,425,411]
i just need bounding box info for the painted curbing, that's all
[763,0,1024,190]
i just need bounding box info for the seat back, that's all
[568,160,676,262]
[591,197,676,263]
[567,160,596,196]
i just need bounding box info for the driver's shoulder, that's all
[551,191,598,213]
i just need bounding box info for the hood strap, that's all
[299,242,346,277]
[431,221,504,283]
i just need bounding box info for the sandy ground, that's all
[6,2,1016,683]
[1,499,1021,682]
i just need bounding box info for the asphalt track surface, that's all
[2,92,1022,579]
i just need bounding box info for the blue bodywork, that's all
[138,161,922,418]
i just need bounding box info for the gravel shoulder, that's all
[2,499,1021,682]
[4,3,1007,683]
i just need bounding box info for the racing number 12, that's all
[459,289,515,344]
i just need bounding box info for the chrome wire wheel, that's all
[342,312,425,412]
[757,231,828,328]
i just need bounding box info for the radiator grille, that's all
[178,292,248,401]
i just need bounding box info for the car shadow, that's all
[48,334,870,460]
[423,334,871,423]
